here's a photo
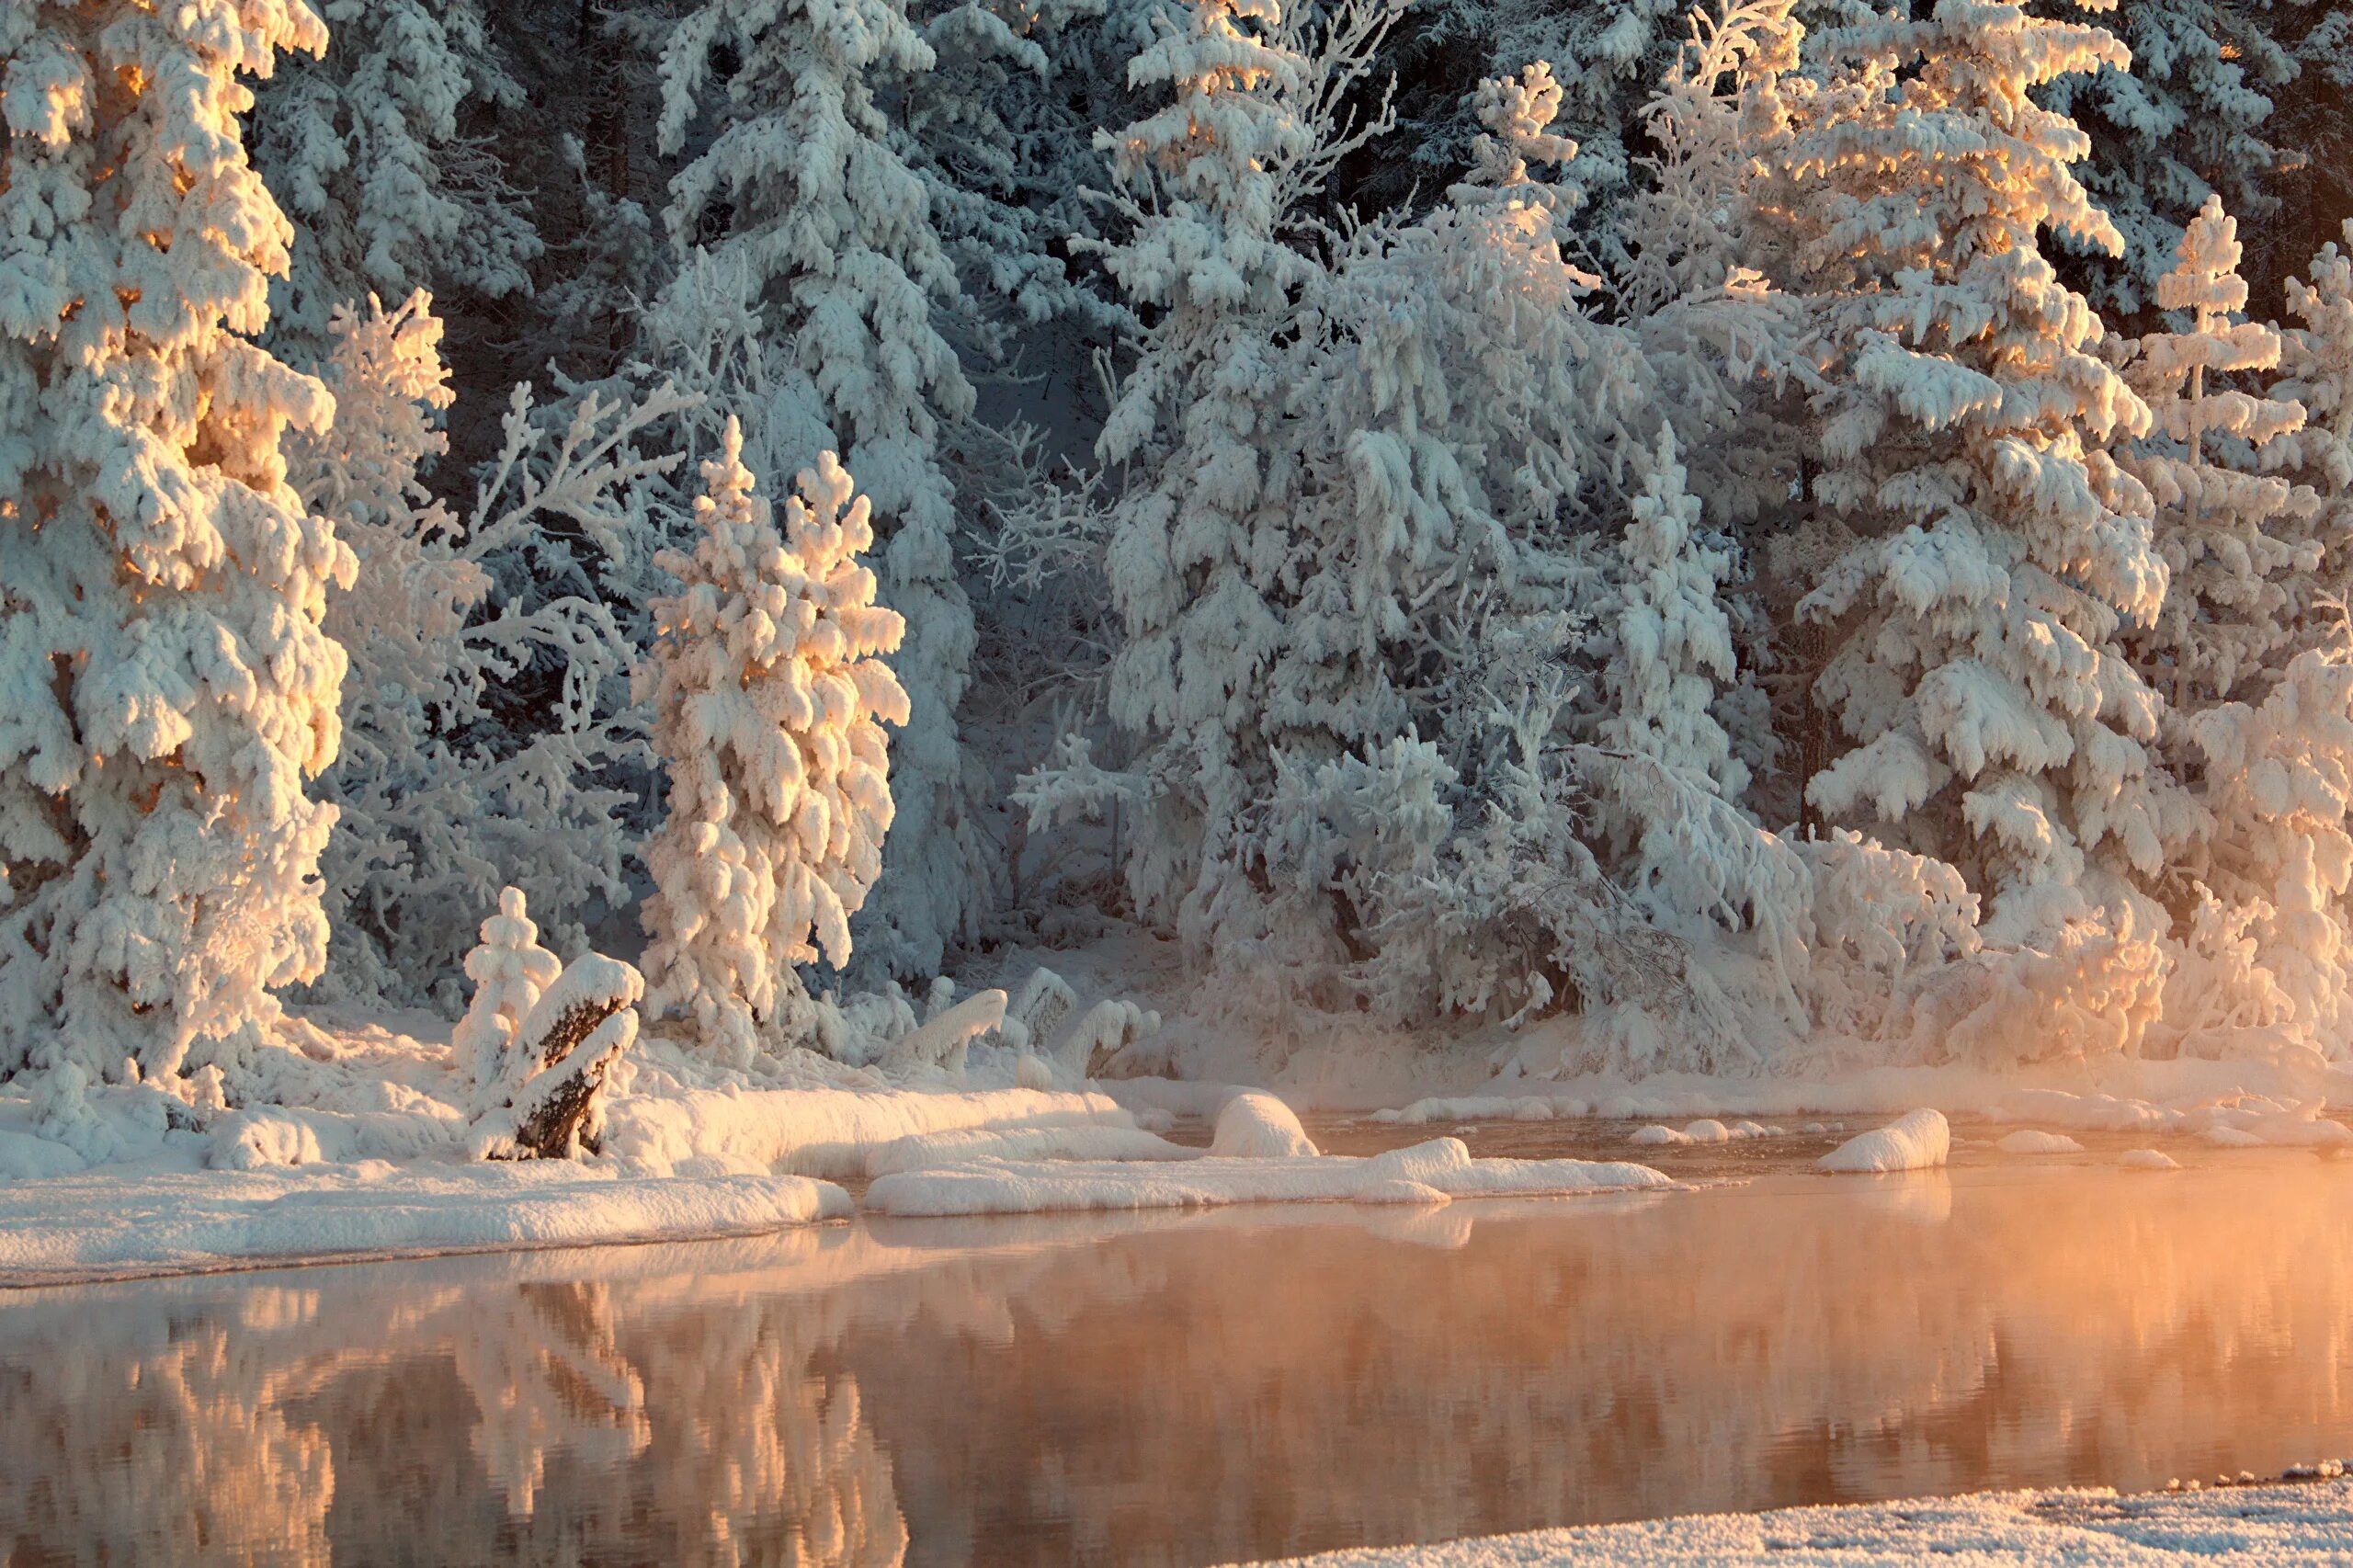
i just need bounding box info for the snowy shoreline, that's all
[1222,1475,2353,1566]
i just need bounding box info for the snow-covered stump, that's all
[475,956,643,1161]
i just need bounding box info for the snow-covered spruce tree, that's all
[2117,197,2319,724]
[2277,223,2353,614]
[282,294,689,1008]
[248,0,539,362]
[653,0,981,983]
[1773,2,2178,979]
[1594,426,1745,806]
[902,0,1127,352]
[636,420,909,1066]
[2035,0,2296,317]
[1080,0,1398,951]
[0,0,356,1089]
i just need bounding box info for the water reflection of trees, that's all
[2,1165,2351,1565]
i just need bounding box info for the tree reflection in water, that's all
[3,1161,2350,1566]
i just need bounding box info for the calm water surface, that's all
[3,1147,2351,1566]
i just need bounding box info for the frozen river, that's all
[2,1132,2348,1565]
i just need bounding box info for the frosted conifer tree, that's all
[1597,426,1745,801]
[654,0,982,983]
[1775,1,2177,947]
[1086,0,1398,942]
[2118,196,2319,720]
[2038,1,2295,314]
[636,420,909,1065]
[2277,224,2353,619]
[0,0,358,1089]
[249,0,538,358]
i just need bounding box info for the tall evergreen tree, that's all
[0,0,355,1087]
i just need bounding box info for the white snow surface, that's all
[862,1137,1673,1218]
[1819,1109,1951,1174]
[1219,1478,2353,1565]
[600,1084,1147,1178]
[0,1163,849,1287]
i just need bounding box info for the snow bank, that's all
[1219,1476,2353,1564]
[2122,1148,2180,1171]
[1212,1092,1319,1157]
[861,1124,1199,1176]
[862,1138,1672,1218]
[600,1085,1143,1177]
[1818,1109,1949,1174]
[1994,1129,2085,1154]
[0,1165,849,1287]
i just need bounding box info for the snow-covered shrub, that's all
[0,0,356,1091]
[2182,646,2353,1059]
[454,887,565,1110]
[636,421,910,1066]
[654,0,985,983]
[286,296,691,1006]
[1793,832,1981,1043]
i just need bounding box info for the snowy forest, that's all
[8,0,2353,1142]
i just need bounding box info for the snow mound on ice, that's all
[0,1165,850,1287]
[1630,1124,1689,1147]
[861,1138,1673,1218]
[1995,1130,2085,1155]
[2202,1125,2268,1148]
[1819,1109,1949,1174]
[1212,1092,1319,1157]
[2121,1148,2179,1171]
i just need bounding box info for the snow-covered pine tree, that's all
[0,0,356,1089]
[1775,1,2178,960]
[654,0,982,984]
[636,420,909,1066]
[249,0,539,362]
[283,294,686,1008]
[2118,196,2319,723]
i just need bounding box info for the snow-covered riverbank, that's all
[1227,1475,2353,1566]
